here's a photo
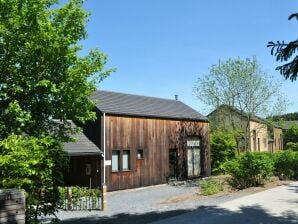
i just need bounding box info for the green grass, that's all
[199,178,224,196]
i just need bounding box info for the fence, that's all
[59,187,102,211]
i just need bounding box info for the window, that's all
[112,150,120,171]
[122,150,130,170]
[137,149,144,159]
[112,149,131,172]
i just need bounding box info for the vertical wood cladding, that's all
[104,115,210,191]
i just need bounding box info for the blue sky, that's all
[79,0,298,115]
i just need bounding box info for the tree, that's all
[0,135,66,222]
[0,0,112,221]
[194,57,286,152]
[271,112,298,121]
[267,13,298,81]
[284,124,298,147]
[0,0,112,140]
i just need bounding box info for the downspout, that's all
[103,112,106,184]
[101,112,107,210]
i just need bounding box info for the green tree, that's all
[268,13,298,81]
[0,0,112,140]
[0,0,112,222]
[194,57,286,152]
[284,124,298,148]
[0,135,66,222]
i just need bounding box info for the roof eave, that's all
[97,110,208,122]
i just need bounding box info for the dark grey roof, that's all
[63,121,102,156]
[91,90,208,121]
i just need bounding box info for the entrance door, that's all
[169,149,178,178]
[187,137,201,177]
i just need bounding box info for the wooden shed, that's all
[64,90,211,191]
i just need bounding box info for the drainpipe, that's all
[102,112,107,210]
[103,112,106,184]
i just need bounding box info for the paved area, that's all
[50,181,272,224]
[40,181,298,223]
[152,181,298,224]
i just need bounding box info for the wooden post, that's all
[101,184,107,211]
[67,187,72,210]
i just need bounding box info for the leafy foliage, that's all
[283,125,298,147]
[222,152,274,189]
[0,135,67,222]
[267,13,298,81]
[210,131,237,174]
[285,142,298,151]
[271,112,298,121]
[199,178,224,196]
[0,0,112,140]
[58,186,102,210]
[196,57,285,152]
[273,150,298,180]
[194,57,281,116]
[0,0,112,222]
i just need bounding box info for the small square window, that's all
[137,149,144,159]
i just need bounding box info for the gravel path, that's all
[43,181,265,224]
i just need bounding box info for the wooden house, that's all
[64,90,211,191]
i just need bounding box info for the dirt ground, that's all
[160,176,292,205]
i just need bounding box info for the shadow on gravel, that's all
[61,205,298,224]
[61,208,194,224]
[287,184,298,194]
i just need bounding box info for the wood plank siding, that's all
[104,115,210,191]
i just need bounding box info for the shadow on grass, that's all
[61,205,298,224]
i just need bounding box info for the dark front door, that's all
[169,149,178,178]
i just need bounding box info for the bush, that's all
[211,131,237,174]
[274,150,298,180]
[285,142,298,151]
[0,135,67,223]
[199,178,224,195]
[222,152,274,189]
[283,125,298,147]
[58,186,102,210]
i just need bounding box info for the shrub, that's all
[285,142,298,151]
[283,125,298,147]
[211,131,237,174]
[199,178,224,195]
[0,135,67,223]
[58,186,102,210]
[274,150,298,180]
[222,152,274,189]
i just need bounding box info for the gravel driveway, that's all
[47,181,261,224]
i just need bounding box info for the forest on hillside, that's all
[271,112,298,121]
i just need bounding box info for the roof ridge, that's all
[95,89,183,103]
